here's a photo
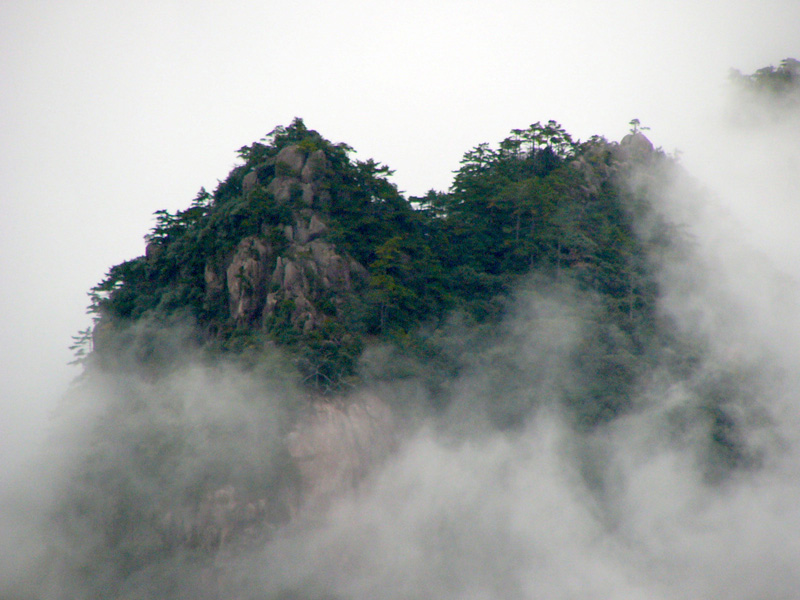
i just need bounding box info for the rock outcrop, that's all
[226,236,273,323]
[618,131,655,162]
[571,132,657,199]
[287,393,396,513]
[168,393,396,553]
[206,144,367,331]
[242,145,328,204]
[217,211,366,330]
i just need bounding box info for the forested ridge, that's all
[78,115,689,427]
[37,59,799,600]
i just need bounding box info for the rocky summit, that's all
[50,105,777,599]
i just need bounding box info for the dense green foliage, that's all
[83,117,692,428]
[729,57,800,119]
[730,57,800,96]
[49,57,796,600]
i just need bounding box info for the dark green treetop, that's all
[83,116,690,427]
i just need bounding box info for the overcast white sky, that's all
[1,0,798,464]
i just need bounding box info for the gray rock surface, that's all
[226,236,272,323]
[618,132,655,161]
[287,393,396,512]
[275,144,306,174]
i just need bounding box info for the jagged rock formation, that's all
[220,216,366,331]
[204,143,369,333]
[252,145,327,204]
[60,117,724,600]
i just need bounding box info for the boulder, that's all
[242,169,260,196]
[618,132,655,161]
[275,144,306,174]
[301,148,327,183]
[307,213,327,239]
[301,182,315,205]
[280,258,307,296]
[292,212,328,244]
[266,176,296,203]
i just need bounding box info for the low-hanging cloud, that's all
[243,77,800,599]
[5,66,800,600]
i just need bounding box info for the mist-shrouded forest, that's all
[4,59,800,599]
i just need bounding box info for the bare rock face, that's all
[204,142,362,332]
[284,210,328,244]
[301,149,327,183]
[241,169,260,196]
[618,132,655,162]
[307,213,327,239]
[226,236,272,323]
[572,140,618,197]
[573,134,657,198]
[301,182,314,205]
[174,393,395,556]
[207,212,365,331]
[266,175,297,203]
[287,393,396,513]
[243,143,329,205]
[275,144,306,174]
[265,225,366,332]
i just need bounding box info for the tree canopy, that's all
[83,117,690,428]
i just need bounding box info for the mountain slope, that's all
[83,118,684,424]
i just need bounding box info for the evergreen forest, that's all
[41,58,800,600]
[81,115,691,429]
